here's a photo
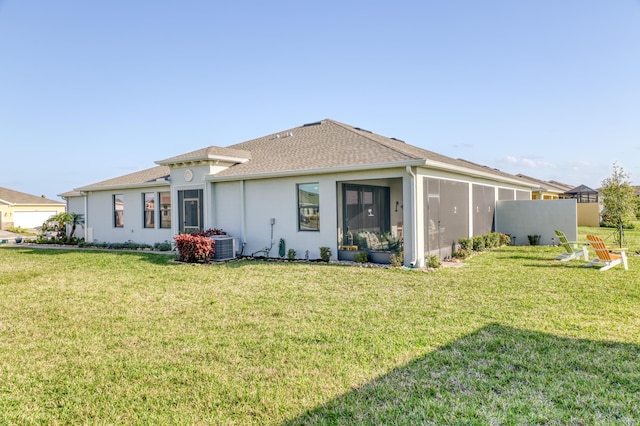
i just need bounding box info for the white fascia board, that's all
[74,181,171,193]
[0,198,15,206]
[155,155,250,167]
[206,159,428,182]
[425,159,536,188]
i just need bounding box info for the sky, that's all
[1,1,639,201]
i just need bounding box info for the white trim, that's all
[75,181,170,192]
[208,160,428,182]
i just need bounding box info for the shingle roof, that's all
[0,187,64,205]
[72,119,532,190]
[214,119,527,183]
[515,174,573,193]
[75,166,170,191]
[156,146,252,165]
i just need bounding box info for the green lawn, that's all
[1,246,639,424]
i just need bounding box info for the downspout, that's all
[83,193,89,241]
[240,180,247,254]
[406,166,418,267]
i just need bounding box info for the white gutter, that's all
[207,159,427,183]
[74,180,171,193]
[406,165,418,267]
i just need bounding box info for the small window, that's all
[143,193,155,228]
[159,191,171,229]
[298,183,319,231]
[113,194,124,228]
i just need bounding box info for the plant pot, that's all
[14,237,22,244]
[369,251,392,264]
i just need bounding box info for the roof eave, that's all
[155,155,250,167]
[207,159,428,182]
[426,160,535,188]
[75,180,171,193]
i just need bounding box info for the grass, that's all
[0,245,639,424]
[578,222,640,253]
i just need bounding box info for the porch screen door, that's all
[178,189,203,233]
[342,184,390,248]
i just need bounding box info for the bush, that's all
[499,233,512,246]
[390,250,404,267]
[354,251,369,263]
[452,248,471,259]
[600,221,635,230]
[527,234,541,246]
[319,247,332,262]
[426,254,441,269]
[191,228,227,237]
[472,236,485,252]
[458,238,472,251]
[7,226,29,234]
[174,234,215,263]
[154,241,173,251]
[287,248,296,260]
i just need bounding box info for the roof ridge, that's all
[327,119,424,160]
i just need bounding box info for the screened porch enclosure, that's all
[338,180,403,262]
[424,178,470,259]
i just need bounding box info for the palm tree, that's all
[67,212,84,240]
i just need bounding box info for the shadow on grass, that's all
[285,324,640,425]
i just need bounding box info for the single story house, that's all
[62,119,535,266]
[0,187,66,230]
[514,174,574,200]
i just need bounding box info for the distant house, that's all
[0,187,66,230]
[62,119,535,265]
[514,174,574,200]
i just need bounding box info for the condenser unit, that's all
[210,236,237,261]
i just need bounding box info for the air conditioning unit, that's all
[210,236,237,261]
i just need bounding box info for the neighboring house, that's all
[62,119,535,266]
[0,187,66,230]
[514,174,574,200]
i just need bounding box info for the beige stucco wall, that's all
[0,204,66,230]
[577,202,600,227]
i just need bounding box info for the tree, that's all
[44,212,84,242]
[67,212,85,240]
[599,163,636,248]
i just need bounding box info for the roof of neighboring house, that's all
[0,187,65,206]
[72,119,534,191]
[515,174,574,193]
[75,166,171,191]
[565,184,599,195]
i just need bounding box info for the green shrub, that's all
[426,254,441,269]
[154,241,173,251]
[287,248,296,260]
[499,233,512,246]
[7,226,29,234]
[319,247,332,262]
[354,251,369,263]
[472,236,485,252]
[390,251,404,267]
[452,248,471,259]
[600,221,635,229]
[458,238,472,251]
[527,234,541,246]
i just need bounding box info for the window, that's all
[298,183,319,231]
[113,194,124,228]
[143,193,155,228]
[159,191,171,228]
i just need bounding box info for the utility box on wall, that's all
[495,199,578,245]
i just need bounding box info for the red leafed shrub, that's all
[191,228,227,237]
[174,234,215,263]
